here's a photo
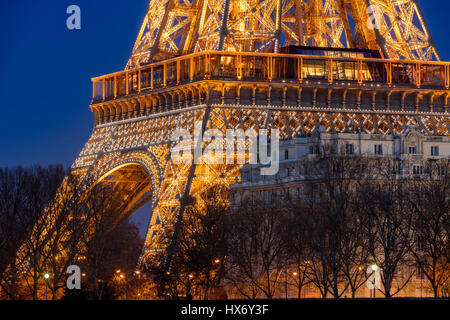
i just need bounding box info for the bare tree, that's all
[357,158,415,298]
[77,182,141,300]
[0,167,30,299]
[178,185,229,299]
[145,185,229,300]
[42,172,100,299]
[283,207,312,299]
[0,166,156,301]
[0,165,67,300]
[296,154,369,298]
[407,159,449,297]
[227,199,290,299]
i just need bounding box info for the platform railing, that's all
[91,51,450,102]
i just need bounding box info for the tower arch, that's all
[84,149,164,216]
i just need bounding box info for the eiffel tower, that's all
[60,0,449,268]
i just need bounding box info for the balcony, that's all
[91,51,450,103]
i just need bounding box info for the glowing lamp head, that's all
[371,264,378,271]
[44,273,50,279]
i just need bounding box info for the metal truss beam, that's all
[126,0,440,68]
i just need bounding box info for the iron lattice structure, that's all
[42,0,448,268]
[127,0,440,68]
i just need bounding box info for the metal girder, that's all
[126,0,440,69]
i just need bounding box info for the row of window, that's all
[231,187,304,204]
[409,146,440,156]
[303,144,439,156]
[242,160,445,182]
[412,165,424,175]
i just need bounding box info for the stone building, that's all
[230,125,449,210]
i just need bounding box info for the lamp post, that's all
[117,272,129,300]
[292,271,299,299]
[370,264,378,299]
[43,273,50,300]
[284,268,288,299]
[187,274,194,300]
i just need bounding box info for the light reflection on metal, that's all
[126,0,440,69]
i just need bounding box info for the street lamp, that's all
[292,271,301,299]
[43,273,50,300]
[370,264,378,299]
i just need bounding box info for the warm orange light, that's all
[293,272,298,276]
[82,273,86,277]
[189,274,194,279]
[214,259,220,264]
[120,274,124,279]
[135,270,141,275]
[116,269,121,273]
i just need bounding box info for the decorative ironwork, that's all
[126,0,440,69]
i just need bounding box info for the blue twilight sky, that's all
[0,0,149,168]
[0,0,449,169]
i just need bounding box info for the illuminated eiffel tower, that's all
[56,0,449,268]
